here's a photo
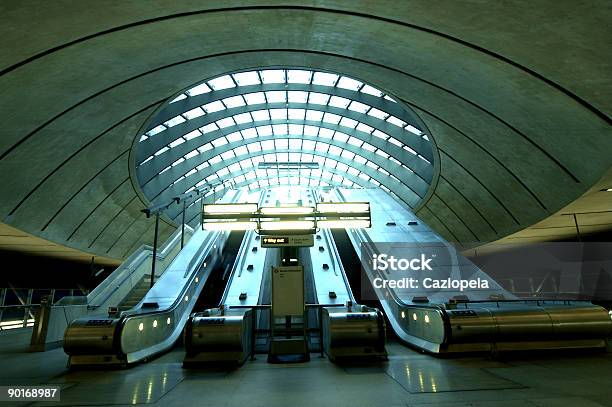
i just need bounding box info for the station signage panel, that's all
[261,235,314,247]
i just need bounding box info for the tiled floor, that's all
[1,342,611,406]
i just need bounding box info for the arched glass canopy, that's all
[133,69,435,226]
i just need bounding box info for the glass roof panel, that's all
[233,71,260,86]
[203,101,225,113]
[164,116,186,128]
[312,72,338,87]
[287,70,312,84]
[208,75,235,90]
[260,70,285,83]
[137,68,434,215]
[288,109,305,120]
[328,96,351,109]
[305,110,324,121]
[336,77,363,91]
[287,91,308,103]
[266,91,286,103]
[250,110,269,121]
[183,107,205,120]
[223,96,245,108]
[170,93,188,103]
[234,112,252,124]
[244,92,266,105]
[186,83,211,97]
[308,93,329,105]
[360,84,384,97]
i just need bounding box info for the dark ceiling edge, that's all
[1,5,608,126]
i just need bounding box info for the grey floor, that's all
[1,342,612,407]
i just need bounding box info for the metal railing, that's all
[0,287,87,331]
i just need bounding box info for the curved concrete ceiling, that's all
[0,1,610,261]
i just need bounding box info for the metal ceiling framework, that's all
[133,68,436,226]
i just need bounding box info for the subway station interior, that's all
[1,1,611,406]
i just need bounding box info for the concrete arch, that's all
[0,2,610,260]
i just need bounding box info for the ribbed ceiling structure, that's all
[133,68,435,227]
[0,1,610,262]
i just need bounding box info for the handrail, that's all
[218,190,266,306]
[321,227,356,303]
[226,303,347,310]
[87,225,193,309]
[120,229,222,320]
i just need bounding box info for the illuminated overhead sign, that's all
[261,235,315,247]
[202,201,370,234]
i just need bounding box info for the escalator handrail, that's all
[218,191,266,306]
[88,226,192,308]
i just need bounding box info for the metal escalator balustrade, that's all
[29,225,193,352]
[63,190,242,366]
[184,190,270,365]
[302,202,387,361]
[335,188,612,354]
[185,187,387,365]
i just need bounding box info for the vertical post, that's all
[0,288,5,325]
[151,212,160,289]
[573,213,581,242]
[181,200,186,249]
[319,306,324,358]
[250,307,256,361]
[24,288,33,326]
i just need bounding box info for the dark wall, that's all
[0,251,115,289]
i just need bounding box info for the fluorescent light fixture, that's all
[317,202,370,214]
[0,324,23,330]
[259,220,315,231]
[317,220,370,229]
[0,320,27,327]
[203,203,258,215]
[602,188,612,192]
[260,206,315,215]
[203,221,257,231]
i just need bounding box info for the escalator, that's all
[62,190,242,367]
[184,187,388,364]
[334,188,612,354]
[184,191,271,365]
[301,223,387,361]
